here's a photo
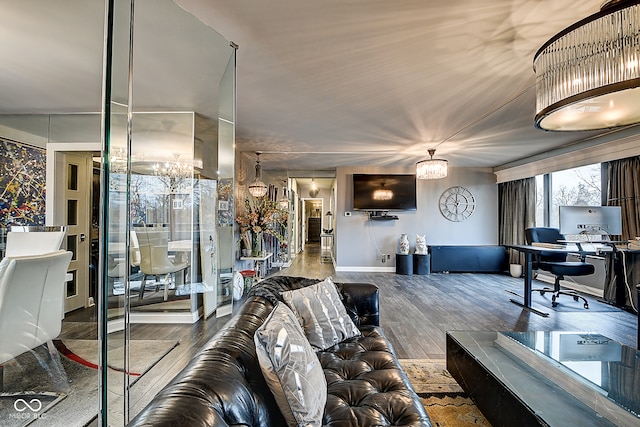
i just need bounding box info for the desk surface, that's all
[508,243,602,254]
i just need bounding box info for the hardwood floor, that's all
[57,241,638,422]
[276,242,638,358]
[61,242,637,359]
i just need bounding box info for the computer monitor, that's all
[558,206,622,236]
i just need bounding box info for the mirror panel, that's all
[102,0,235,423]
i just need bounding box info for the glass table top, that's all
[447,330,640,427]
[502,331,639,417]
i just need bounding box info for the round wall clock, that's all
[439,186,476,222]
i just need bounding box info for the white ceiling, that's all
[2,0,638,174]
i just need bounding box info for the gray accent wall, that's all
[335,166,498,271]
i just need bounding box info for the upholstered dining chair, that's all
[106,230,143,297]
[5,230,65,257]
[135,228,189,300]
[0,250,73,390]
[525,227,595,309]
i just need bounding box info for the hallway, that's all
[270,241,335,280]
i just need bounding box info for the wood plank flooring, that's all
[58,241,638,422]
[275,242,638,358]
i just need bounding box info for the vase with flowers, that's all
[236,196,288,256]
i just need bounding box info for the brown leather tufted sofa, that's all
[128,276,431,427]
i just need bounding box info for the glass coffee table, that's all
[446,331,639,427]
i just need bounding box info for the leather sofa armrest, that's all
[336,282,379,327]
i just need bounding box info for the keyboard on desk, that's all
[531,242,565,249]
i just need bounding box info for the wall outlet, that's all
[381,254,386,263]
[387,254,391,260]
[344,211,352,217]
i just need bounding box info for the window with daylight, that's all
[550,164,602,228]
[535,163,602,229]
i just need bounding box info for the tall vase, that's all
[251,231,263,256]
[399,233,410,255]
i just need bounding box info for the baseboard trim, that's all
[335,266,395,272]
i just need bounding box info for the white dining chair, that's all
[0,250,73,390]
[5,230,65,257]
[135,228,189,301]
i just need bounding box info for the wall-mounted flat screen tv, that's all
[352,174,417,211]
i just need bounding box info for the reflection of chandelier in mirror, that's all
[110,147,127,174]
[153,155,192,180]
[153,153,193,193]
[248,152,268,198]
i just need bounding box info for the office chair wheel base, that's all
[573,295,579,302]
[539,291,545,296]
[584,302,589,309]
[551,294,558,307]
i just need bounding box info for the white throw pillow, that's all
[281,277,360,351]
[254,302,327,427]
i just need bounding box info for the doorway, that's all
[47,145,101,313]
[303,198,323,246]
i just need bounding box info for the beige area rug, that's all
[400,359,492,427]
[57,339,179,378]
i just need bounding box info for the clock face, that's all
[439,186,475,222]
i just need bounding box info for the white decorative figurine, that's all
[415,234,427,254]
[399,234,410,255]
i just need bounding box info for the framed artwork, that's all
[0,139,46,231]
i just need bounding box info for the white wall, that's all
[335,165,498,271]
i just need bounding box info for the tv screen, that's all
[352,174,417,211]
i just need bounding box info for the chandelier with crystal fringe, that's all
[248,152,268,198]
[278,181,289,210]
[416,148,448,180]
[534,0,640,131]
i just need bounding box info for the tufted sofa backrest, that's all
[130,296,286,426]
[246,275,380,327]
[129,276,380,426]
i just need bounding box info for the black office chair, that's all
[525,227,595,309]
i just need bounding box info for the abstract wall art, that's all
[0,138,46,232]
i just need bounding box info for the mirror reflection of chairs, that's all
[0,250,73,391]
[136,228,189,301]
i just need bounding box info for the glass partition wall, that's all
[0,1,233,425]
[102,0,235,424]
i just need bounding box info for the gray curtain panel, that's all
[607,156,640,241]
[498,177,536,265]
[605,156,640,308]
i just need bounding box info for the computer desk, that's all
[506,243,599,317]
